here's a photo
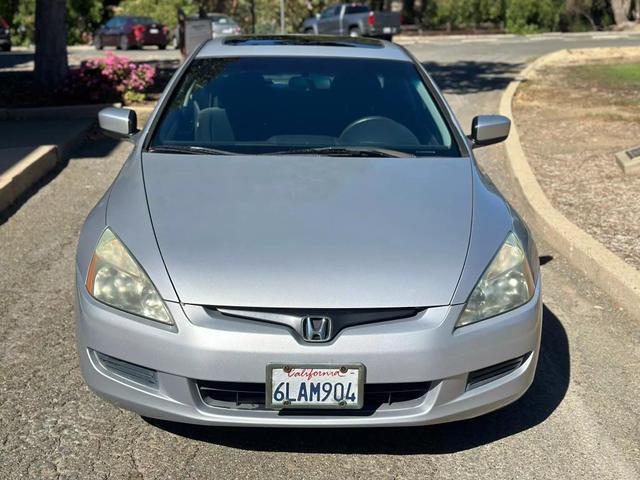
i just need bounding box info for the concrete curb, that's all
[500,49,640,320]
[0,120,94,214]
[0,146,57,212]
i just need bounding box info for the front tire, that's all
[94,35,103,50]
[304,28,314,34]
[118,35,129,51]
[349,27,361,37]
[158,44,166,50]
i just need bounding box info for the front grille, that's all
[214,306,425,342]
[466,354,529,390]
[96,351,159,388]
[197,380,430,413]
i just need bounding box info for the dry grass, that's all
[513,48,640,270]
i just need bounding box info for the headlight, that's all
[456,232,534,328]
[85,228,173,325]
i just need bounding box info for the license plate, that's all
[383,27,392,33]
[149,28,159,34]
[266,364,365,410]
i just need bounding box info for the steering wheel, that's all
[339,116,420,146]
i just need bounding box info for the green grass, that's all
[568,63,640,91]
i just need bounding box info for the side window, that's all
[345,6,368,14]
[320,6,336,19]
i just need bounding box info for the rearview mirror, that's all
[98,107,138,139]
[469,115,510,148]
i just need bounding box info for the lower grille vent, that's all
[466,354,529,390]
[197,380,430,413]
[96,351,159,388]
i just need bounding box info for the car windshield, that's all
[130,17,155,25]
[149,56,460,157]
[210,15,231,23]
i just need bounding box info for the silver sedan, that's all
[76,35,541,427]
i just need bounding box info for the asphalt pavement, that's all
[0,34,639,479]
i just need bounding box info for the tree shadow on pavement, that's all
[422,61,523,94]
[0,133,121,225]
[146,304,570,454]
[0,51,34,70]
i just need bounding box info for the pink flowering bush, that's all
[65,52,156,104]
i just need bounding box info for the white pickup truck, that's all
[302,3,401,40]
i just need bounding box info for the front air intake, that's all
[197,380,430,412]
[466,354,529,390]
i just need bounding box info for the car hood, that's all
[142,154,472,308]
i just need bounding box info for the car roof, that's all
[196,35,413,62]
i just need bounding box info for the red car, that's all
[0,16,11,52]
[94,16,169,50]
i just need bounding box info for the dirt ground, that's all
[513,47,640,270]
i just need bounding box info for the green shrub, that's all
[506,0,563,33]
[432,0,506,29]
[8,0,102,46]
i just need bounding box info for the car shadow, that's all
[145,304,569,454]
[422,61,523,94]
[540,255,554,266]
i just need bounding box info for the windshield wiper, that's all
[148,145,234,155]
[266,146,414,158]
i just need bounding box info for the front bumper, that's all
[76,271,542,427]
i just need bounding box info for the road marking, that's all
[592,34,630,40]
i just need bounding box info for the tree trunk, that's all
[214,0,226,13]
[250,0,256,33]
[34,0,68,89]
[578,10,597,30]
[402,0,415,24]
[610,0,632,25]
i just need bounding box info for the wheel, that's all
[94,35,103,50]
[118,35,129,51]
[1,44,10,52]
[158,44,166,50]
[349,27,360,37]
[304,28,314,34]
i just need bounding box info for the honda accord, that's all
[76,35,542,427]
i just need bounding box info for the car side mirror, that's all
[469,115,510,148]
[98,107,138,140]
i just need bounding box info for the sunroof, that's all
[223,35,384,48]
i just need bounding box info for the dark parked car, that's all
[94,16,169,50]
[303,3,400,40]
[0,16,11,52]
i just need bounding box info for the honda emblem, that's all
[301,316,332,342]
